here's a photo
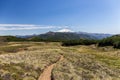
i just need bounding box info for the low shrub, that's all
[62,39,98,46]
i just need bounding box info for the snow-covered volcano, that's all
[57,29,74,32]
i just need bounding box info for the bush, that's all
[98,35,120,49]
[62,39,98,46]
[113,41,120,49]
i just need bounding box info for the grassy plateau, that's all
[0,42,119,80]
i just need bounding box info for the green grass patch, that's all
[0,45,29,53]
[93,53,120,69]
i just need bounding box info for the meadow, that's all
[0,42,119,80]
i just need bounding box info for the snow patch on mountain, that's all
[57,29,74,32]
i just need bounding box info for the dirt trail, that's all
[38,56,63,80]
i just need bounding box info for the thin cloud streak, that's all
[0,24,63,30]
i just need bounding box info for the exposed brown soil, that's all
[38,56,63,80]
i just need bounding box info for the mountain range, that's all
[0,29,113,42]
[16,29,112,42]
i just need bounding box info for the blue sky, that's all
[0,0,120,35]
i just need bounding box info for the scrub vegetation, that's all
[0,42,119,80]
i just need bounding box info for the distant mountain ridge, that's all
[76,32,112,39]
[17,31,112,40]
[0,31,113,42]
[27,31,112,41]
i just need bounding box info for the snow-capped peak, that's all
[57,29,74,32]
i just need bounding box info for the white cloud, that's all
[0,24,63,30]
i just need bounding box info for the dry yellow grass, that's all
[0,42,61,80]
[0,42,120,80]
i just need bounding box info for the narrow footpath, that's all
[38,56,64,80]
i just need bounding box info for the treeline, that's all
[29,36,67,42]
[98,35,120,49]
[61,35,120,49]
[1,35,120,49]
[5,36,27,42]
[62,39,98,46]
